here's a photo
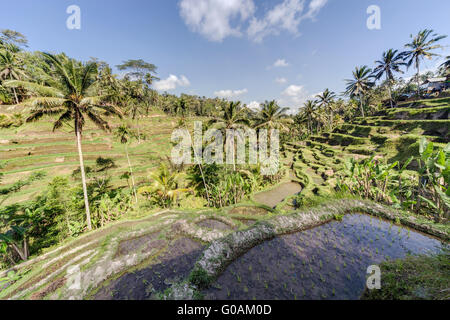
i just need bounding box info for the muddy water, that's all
[94,238,204,300]
[253,182,302,208]
[203,214,444,300]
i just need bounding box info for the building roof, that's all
[426,77,447,83]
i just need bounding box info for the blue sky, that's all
[1,0,449,112]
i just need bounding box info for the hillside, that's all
[0,106,193,206]
[284,97,450,206]
[1,97,448,300]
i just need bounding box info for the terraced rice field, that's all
[0,106,202,205]
[286,98,450,203]
[203,214,444,300]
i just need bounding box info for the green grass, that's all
[362,250,450,300]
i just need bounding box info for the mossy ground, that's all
[362,249,450,300]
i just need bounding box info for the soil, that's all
[93,237,204,300]
[203,214,444,300]
[114,232,165,259]
[254,182,302,208]
[1,144,111,160]
[196,219,232,231]
[229,207,269,216]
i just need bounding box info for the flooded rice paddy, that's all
[203,214,444,300]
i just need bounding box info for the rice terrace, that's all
[0,0,449,304]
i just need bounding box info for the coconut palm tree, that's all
[0,45,27,104]
[439,56,450,76]
[254,100,293,132]
[344,66,375,118]
[4,53,122,231]
[403,29,447,98]
[115,124,138,204]
[208,101,250,171]
[300,100,318,135]
[315,89,336,130]
[372,49,407,108]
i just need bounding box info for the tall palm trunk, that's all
[136,117,141,144]
[125,144,138,203]
[10,74,19,104]
[416,58,421,98]
[76,124,92,231]
[359,93,365,118]
[387,77,394,108]
[183,122,210,205]
[328,105,333,131]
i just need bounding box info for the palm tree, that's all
[0,45,27,104]
[344,66,375,118]
[439,56,450,76]
[115,124,138,204]
[138,163,190,208]
[315,89,336,130]
[403,29,447,98]
[208,101,250,171]
[4,53,122,231]
[254,100,293,131]
[298,100,317,135]
[372,49,407,108]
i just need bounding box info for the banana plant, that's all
[0,208,40,262]
[416,138,449,220]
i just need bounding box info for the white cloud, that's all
[179,0,328,43]
[179,0,255,42]
[275,77,288,84]
[247,0,305,42]
[247,101,261,111]
[273,59,289,68]
[279,84,310,112]
[305,0,328,18]
[153,75,191,91]
[214,88,248,98]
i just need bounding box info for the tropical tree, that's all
[254,100,293,131]
[439,56,450,76]
[208,101,250,171]
[315,89,336,130]
[138,163,190,208]
[403,29,447,98]
[372,49,407,108]
[115,124,138,204]
[344,66,375,118]
[300,100,318,135]
[116,59,158,83]
[0,46,27,104]
[4,53,123,231]
[0,29,28,49]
